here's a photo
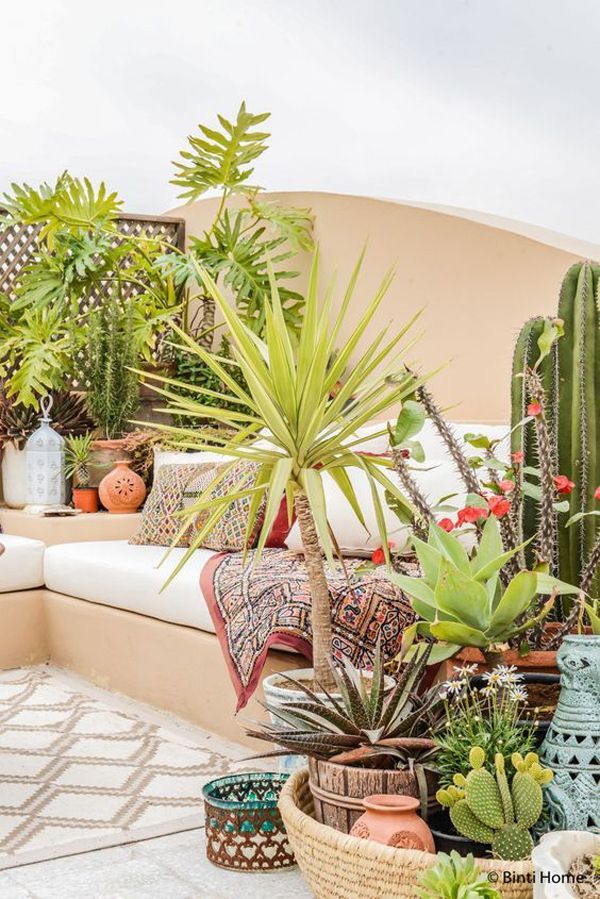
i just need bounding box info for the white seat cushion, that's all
[43,540,220,632]
[0,534,45,592]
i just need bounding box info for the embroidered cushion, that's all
[188,459,271,552]
[129,462,216,547]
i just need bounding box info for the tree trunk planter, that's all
[308,749,439,835]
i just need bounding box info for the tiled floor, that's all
[0,828,313,897]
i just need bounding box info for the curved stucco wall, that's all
[166,192,589,423]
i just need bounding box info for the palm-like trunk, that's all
[294,492,336,691]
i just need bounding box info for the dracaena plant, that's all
[140,250,429,690]
[244,643,442,766]
[389,517,574,663]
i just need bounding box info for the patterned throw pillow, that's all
[129,462,216,547]
[188,459,269,552]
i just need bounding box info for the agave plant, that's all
[0,390,93,449]
[390,517,577,663]
[244,643,442,765]
[140,250,430,689]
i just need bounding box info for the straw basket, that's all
[278,769,534,899]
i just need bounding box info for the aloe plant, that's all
[244,643,442,764]
[389,517,570,662]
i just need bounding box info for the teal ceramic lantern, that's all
[202,772,295,871]
[539,635,600,832]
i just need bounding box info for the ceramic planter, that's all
[1,441,27,508]
[349,794,435,851]
[531,830,600,899]
[72,487,99,514]
[99,460,146,513]
[539,634,600,833]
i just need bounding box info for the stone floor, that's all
[0,826,313,898]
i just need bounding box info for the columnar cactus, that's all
[511,262,600,589]
[436,748,553,861]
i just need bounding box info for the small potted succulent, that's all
[64,433,99,513]
[416,851,501,899]
[245,644,444,834]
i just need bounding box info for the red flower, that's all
[498,479,515,494]
[595,486,600,501]
[511,451,524,464]
[371,541,396,565]
[438,518,454,532]
[487,495,511,518]
[527,402,542,417]
[400,448,410,459]
[457,505,489,526]
[553,475,575,495]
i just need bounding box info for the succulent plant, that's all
[64,433,95,488]
[437,747,553,861]
[391,517,559,663]
[245,643,443,766]
[416,851,501,899]
[0,390,93,449]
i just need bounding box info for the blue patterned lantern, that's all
[25,396,66,506]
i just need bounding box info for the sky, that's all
[2,0,599,241]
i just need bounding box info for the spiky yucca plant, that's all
[141,250,430,689]
[244,644,442,764]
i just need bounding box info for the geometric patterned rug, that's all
[0,667,252,870]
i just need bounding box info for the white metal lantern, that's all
[25,396,66,506]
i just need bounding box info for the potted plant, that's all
[64,433,99,512]
[245,644,444,833]
[532,831,600,899]
[416,851,501,899]
[141,250,426,692]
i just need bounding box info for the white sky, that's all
[2,0,599,241]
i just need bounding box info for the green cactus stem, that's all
[511,262,600,593]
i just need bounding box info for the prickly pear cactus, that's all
[511,262,600,588]
[539,635,600,833]
[436,747,552,861]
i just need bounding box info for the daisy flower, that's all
[455,663,478,677]
[509,686,528,703]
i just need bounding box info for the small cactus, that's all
[436,747,553,861]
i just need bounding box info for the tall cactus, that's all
[511,262,600,590]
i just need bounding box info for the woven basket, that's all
[278,769,534,899]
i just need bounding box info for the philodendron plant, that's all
[390,517,574,663]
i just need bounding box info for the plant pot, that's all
[1,441,27,508]
[350,794,435,852]
[438,642,559,681]
[202,771,295,872]
[98,460,146,514]
[531,830,600,899]
[428,809,484,858]
[469,672,560,747]
[72,487,99,514]
[308,754,439,835]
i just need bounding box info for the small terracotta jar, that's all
[72,487,99,513]
[349,794,435,852]
[99,460,146,514]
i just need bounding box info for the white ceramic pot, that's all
[531,830,600,898]
[1,442,27,508]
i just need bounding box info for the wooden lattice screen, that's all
[0,211,185,301]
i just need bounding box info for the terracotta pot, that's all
[99,460,146,514]
[89,438,131,487]
[72,487,99,514]
[438,640,560,681]
[308,749,439,834]
[349,794,435,852]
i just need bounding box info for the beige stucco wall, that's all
[166,192,590,423]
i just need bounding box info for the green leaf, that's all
[392,400,426,446]
[536,573,581,595]
[429,523,471,574]
[489,571,537,633]
[470,516,503,576]
[585,602,600,635]
[434,558,491,630]
[535,317,564,368]
[430,620,489,649]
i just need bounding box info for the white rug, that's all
[0,666,252,870]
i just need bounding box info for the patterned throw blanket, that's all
[200,549,417,710]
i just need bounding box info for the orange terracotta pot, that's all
[350,794,435,851]
[72,487,99,514]
[99,460,146,514]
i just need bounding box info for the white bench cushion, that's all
[0,534,45,592]
[44,540,220,633]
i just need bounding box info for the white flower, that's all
[443,679,466,696]
[494,664,520,685]
[455,663,478,677]
[479,684,497,697]
[482,670,502,685]
[509,686,528,703]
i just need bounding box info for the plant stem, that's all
[416,382,480,494]
[526,368,556,570]
[390,446,430,539]
[294,491,336,691]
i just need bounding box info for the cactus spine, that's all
[436,748,552,861]
[511,262,600,590]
